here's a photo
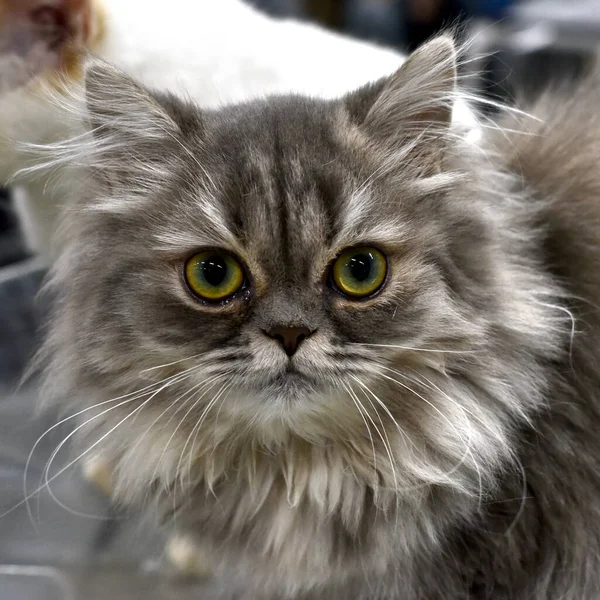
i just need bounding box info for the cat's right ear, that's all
[83,61,182,194]
[345,35,458,151]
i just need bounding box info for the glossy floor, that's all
[0,383,231,600]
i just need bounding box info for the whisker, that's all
[351,374,418,455]
[169,379,231,525]
[206,384,235,473]
[147,374,225,495]
[352,343,476,354]
[138,353,204,374]
[25,363,202,516]
[386,367,489,505]
[398,367,506,445]
[22,384,184,531]
[378,371,480,495]
[341,382,378,486]
[177,380,229,483]
[39,372,194,521]
[184,379,234,491]
[351,377,401,521]
[125,374,225,474]
[18,369,198,524]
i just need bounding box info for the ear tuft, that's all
[84,60,178,136]
[82,60,181,194]
[346,35,458,148]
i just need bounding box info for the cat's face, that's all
[101,96,461,430]
[45,38,535,503]
[67,38,470,428]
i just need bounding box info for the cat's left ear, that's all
[345,35,457,149]
[83,60,182,193]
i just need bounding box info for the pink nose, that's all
[264,326,314,357]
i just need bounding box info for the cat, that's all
[33,33,600,599]
[0,0,478,259]
[0,0,475,576]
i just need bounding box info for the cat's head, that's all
[41,36,559,510]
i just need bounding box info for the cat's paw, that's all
[82,454,114,497]
[165,535,213,579]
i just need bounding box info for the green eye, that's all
[331,247,387,298]
[184,250,245,302]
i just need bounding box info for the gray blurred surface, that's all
[0,566,72,600]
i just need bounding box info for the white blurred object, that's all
[1,0,478,258]
[510,0,600,52]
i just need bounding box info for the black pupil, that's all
[202,255,228,287]
[349,254,372,282]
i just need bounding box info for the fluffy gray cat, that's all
[35,35,600,599]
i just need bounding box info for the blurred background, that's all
[0,0,599,598]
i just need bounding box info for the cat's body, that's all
[36,37,600,599]
[0,0,474,257]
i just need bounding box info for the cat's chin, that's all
[231,361,324,400]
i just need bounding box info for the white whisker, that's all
[350,376,401,521]
[39,371,195,520]
[342,382,378,486]
[148,374,225,495]
[352,343,475,354]
[396,367,506,446]
[18,368,199,524]
[379,371,480,497]
[351,374,417,454]
[169,378,231,525]
[25,363,202,513]
[183,379,234,494]
[126,374,225,474]
[138,353,204,374]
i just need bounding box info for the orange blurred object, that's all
[0,0,94,92]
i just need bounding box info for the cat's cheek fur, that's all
[71,355,523,596]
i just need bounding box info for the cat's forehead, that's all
[152,98,418,279]
[205,100,350,190]
[197,100,365,262]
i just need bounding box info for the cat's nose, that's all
[264,326,315,357]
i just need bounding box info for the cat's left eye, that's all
[184,250,245,302]
[331,247,387,298]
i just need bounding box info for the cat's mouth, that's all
[263,367,320,398]
[271,367,315,384]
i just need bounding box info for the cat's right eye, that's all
[184,250,245,302]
